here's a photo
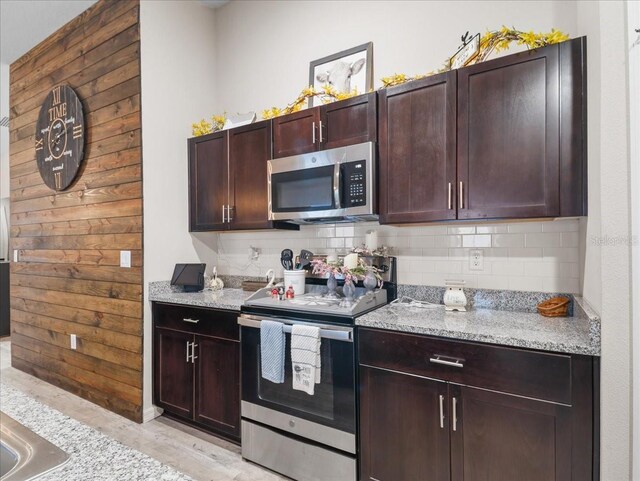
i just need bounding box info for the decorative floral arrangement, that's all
[351,244,390,257]
[261,85,361,120]
[311,257,382,284]
[381,26,569,88]
[191,114,227,137]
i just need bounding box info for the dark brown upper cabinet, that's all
[272,92,377,158]
[189,131,228,231]
[188,120,298,232]
[379,71,457,224]
[379,37,586,224]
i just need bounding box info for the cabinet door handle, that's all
[429,355,464,368]
[185,341,191,362]
[312,121,316,144]
[227,205,233,222]
[182,318,199,324]
[459,181,464,209]
[222,205,226,223]
[319,120,324,143]
[191,343,198,363]
[448,182,452,210]
[439,394,445,429]
[452,397,458,432]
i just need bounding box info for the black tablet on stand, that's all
[170,263,206,292]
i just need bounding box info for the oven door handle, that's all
[238,316,353,342]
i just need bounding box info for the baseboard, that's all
[142,405,163,423]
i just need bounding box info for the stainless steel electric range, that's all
[238,257,396,481]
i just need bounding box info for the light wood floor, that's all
[0,338,286,481]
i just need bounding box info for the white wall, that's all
[631,1,640,477]
[140,0,218,420]
[213,0,578,114]
[575,1,633,479]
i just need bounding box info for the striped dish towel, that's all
[260,320,285,383]
[291,324,321,395]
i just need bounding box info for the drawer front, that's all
[153,303,239,341]
[358,328,571,404]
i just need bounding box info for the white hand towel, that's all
[290,324,321,395]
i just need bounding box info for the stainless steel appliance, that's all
[268,141,377,224]
[239,258,396,481]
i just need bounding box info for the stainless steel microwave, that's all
[268,141,377,224]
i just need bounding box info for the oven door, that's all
[238,314,355,452]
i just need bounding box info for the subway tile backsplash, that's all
[213,219,582,294]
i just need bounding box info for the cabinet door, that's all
[359,366,450,481]
[153,328,194,419]
[272,108,319,158]
[320,92,376,150]
[188,131,228,231]
[457,45,560,219]
[379,71,457,224]
[228,121,273,230]
[194,335,240,439]
[450,384,572,481]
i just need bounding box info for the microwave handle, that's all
[333,162,342,209]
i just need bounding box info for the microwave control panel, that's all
[342,161,367,207]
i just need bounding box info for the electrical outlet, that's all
[120,250,131,268]
[70,334,77,350]
[13,250,18,262]
[469,249,484,271]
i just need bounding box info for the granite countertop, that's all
[148,282,250,311]
[357,295,600,356]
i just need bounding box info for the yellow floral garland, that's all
[192,27,570,135]
[261,85,360,120]
[191,114,227,137]
[381,26,569,88]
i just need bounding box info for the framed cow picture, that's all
[308,42,373,107]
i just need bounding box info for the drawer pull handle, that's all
[429,355,464,368]
[183,318,199,324]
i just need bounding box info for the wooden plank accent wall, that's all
[8,0,143,422]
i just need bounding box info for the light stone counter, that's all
[149,281,250,311]
[356,295,600,356]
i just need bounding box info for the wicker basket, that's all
[537,296,571,317]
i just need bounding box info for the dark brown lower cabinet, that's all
[359,366,450,481]
[194,335,240,437]
[358,328,597,481]
[449,384,572,481]
[153,303,240,442]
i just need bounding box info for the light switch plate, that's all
[120,250,131,268]
[469,249,484,271]
[13,250,18,262]
[70,334,77,350]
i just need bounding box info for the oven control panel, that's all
[342,161,367,207]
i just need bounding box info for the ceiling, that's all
[0,0,231,66]
[0,0,98,65]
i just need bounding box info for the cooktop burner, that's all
[243,284,388,319]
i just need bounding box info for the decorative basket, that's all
[537,296,571,317]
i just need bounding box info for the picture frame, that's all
[449,33,480,70]
[308,42,373,107]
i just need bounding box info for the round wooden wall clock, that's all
[35,85,85,191]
